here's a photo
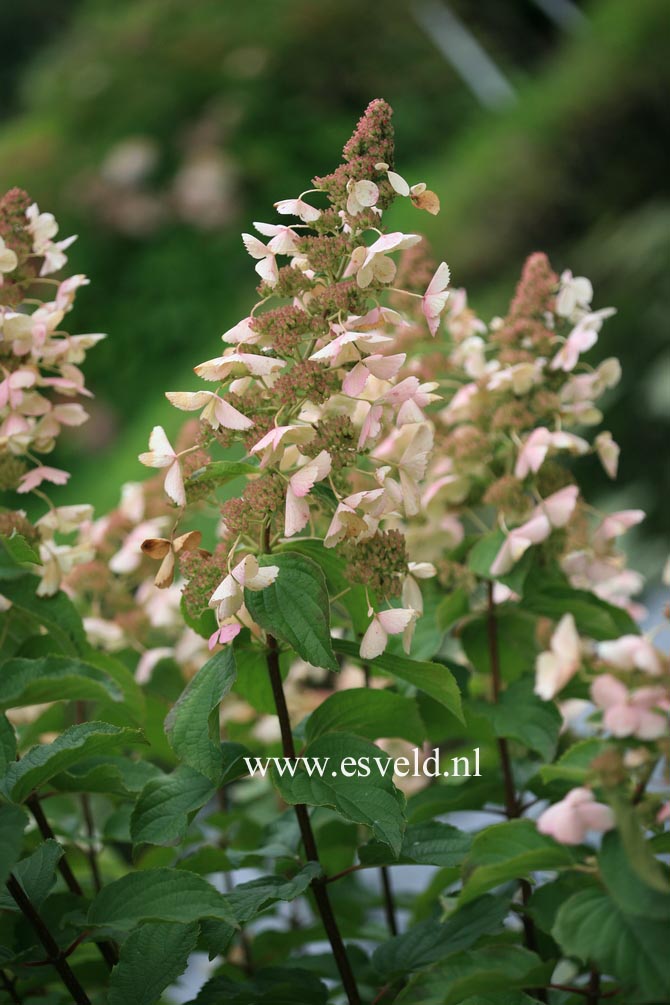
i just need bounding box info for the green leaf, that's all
[185,459,257,488]
[436,588,469,631]
[131,766,216,845]
[459,996,545,1005]
[1,722,145,803]
[244,552,338,671]
[539,738,608,785]
[476,680,561,761]
[461,610,538,684]
[396,945,547,1005]
[0,533,39,574]
[52,756,161,796]
[0,714,17,773]
[180,595,217,641]
[271,733,406,855]
[189,968,329,1005]
[88,869,236,931]
[0,805,27,885]
[553,886,670,1001]
[220,741,255,784]
[0,655,124,708]
[598,831,670,920]
[228,863,321,923]
[108,920,199,1005]
[165,646,236,782]
[526,872,591,934]
[305,688,426,745]
[407,778,503,824]
[0,840,63,910]
[0,577,86,655]
[459,820,574,905]
[234,645,290,714]
[520,567,637,640]
[361,822,472,867]
[373,894,509,977]
[607,792,670,895]
[278,539,368,636]
[82,648,145,725]
[332,639,463,723]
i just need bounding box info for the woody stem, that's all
[261,523,360,1005]
[6,874,91,1005]
[364,663,398,936]
[486,581,546,1003]
[265,639,361,1005]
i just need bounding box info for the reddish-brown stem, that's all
[0,969,21,1004]
[266,637,361,1005]
[6,874,91,1005]
[379,861,398,937]
[75,702,103,895]
[485,582,519,818]
[218,790,255,976]
[586,967,601,1004]
[486,581,546,1003]
[26,795,118,968]
[326,864,367,884]
[372,982,395,1005]
[549,981,618,999]
[363,662,399,937]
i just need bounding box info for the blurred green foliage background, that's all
[1,0,668,572]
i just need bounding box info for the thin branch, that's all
[586,967,601,1004]
[363,662,399,937]
[379,866,398,936]
[265,637,361,1005]
[218,790,255,976]
[26,794,118,968]
[0,969,21,1005]
[486,582,546,1003]
[326,863,368,884]
[6,874,91,1005]
[75,701,103,895]
[485,582,519,819]
[261,522,360,1004]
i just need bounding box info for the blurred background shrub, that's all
[1,0,668,573]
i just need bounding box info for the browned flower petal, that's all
[141,537,171,559]
[173,529,203,554]
[154,551,176,589]
[411,190,440,215]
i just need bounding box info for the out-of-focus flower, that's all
[0,236,17,277]
[83,616,126,652]
[595,431,620,479]
[422,262,450,337]
[597,635,664,676]
[591,674,668,739]
[555,270,593,319]
[17,466,70,494]
[537,787,615,845]
[535,614,582,700]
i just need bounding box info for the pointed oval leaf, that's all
[244,552,338,671]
